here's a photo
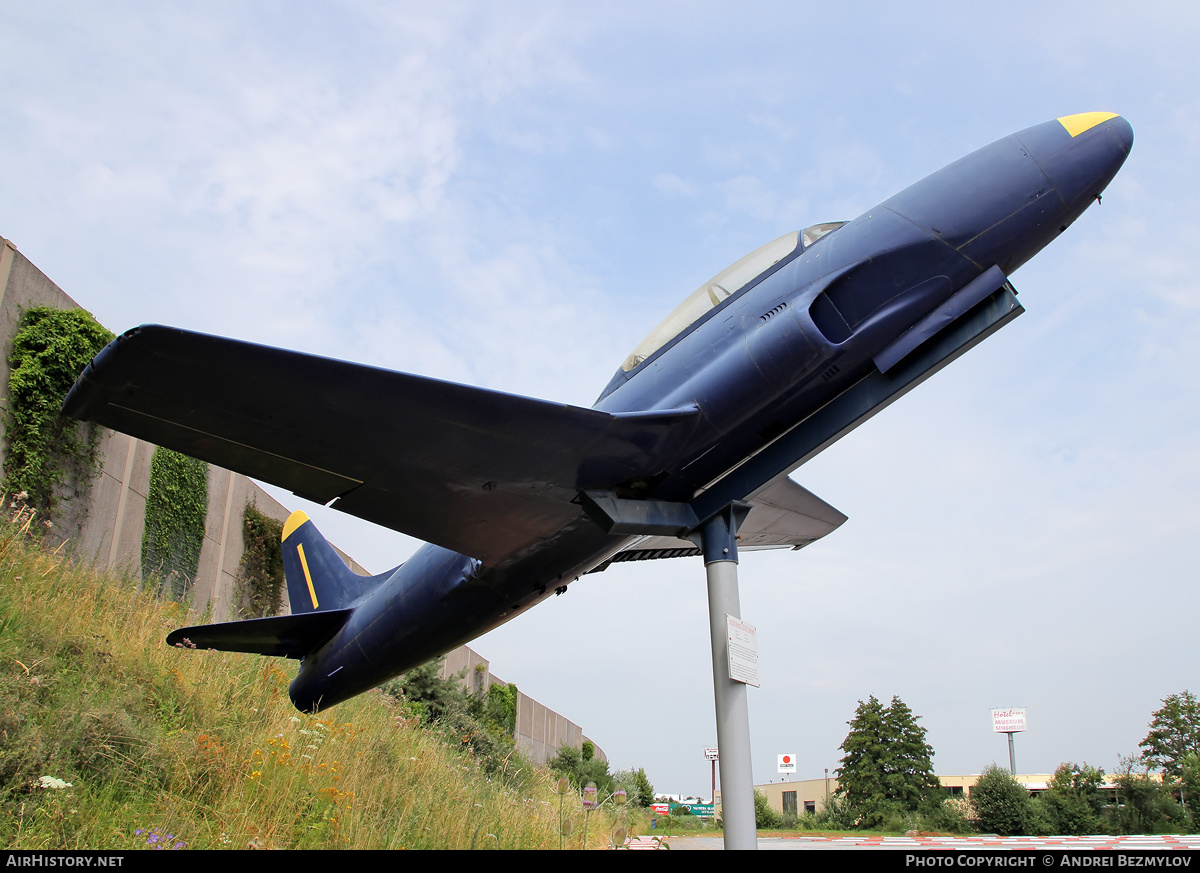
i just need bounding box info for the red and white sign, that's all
[778,753,796,774]
[704,747,719,761]
[651,803,670,816]
[991,708,1028,733]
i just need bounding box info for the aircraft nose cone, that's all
[1058,111,1133,150]
[951,112,1134,272]
[1107,114,1135,154]
[1019,112,1134,213]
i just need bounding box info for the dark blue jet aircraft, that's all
[64,112,1133,712]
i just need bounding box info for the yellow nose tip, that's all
[1058,112,1119,137]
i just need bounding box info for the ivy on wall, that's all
[3,306,114,518]
[236,504,285,618]
[142,447,209,599]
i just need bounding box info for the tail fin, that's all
[281,511,393,613]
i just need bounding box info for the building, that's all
[753,772,1142,816]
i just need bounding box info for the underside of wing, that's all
[606,473,847,564]
[64,325,702,567]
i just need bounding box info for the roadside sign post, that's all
[705,747,719,813]
[991,708,1028,775]
[778,753,796,779]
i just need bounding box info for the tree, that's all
[1039,762,1106,835]
[384,657,470,723]
[1140,691,1200,781]
[613,767,655,807]
[1110,755,1188,835]
[971,764,1036,836]
[835,695,941,827]
[836,695,889,824]
[548,743,614,795]
[879,696,941,811]
[1179,753,1200,825]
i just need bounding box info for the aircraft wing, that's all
[63,325,702,566]
[607,474,847,564]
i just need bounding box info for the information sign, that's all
[991,708,1028,733]
[726,615,759,686]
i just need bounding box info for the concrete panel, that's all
[69,431,133,567]
[109,489,147,579]
[192,465,227,611]
[68,431,151,582]
[515,690,584,765]
[213,478,290,622]
[128,439,155,499]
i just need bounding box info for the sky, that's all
[2,1,1197,799]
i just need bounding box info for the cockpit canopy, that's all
[620,222,846,372]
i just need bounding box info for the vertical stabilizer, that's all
[281,511,394,613]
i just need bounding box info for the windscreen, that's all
[621,231,801,372]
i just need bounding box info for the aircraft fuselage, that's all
[287,113,1133,711]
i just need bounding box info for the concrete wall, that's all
[0,236,598,763]
[438,644,600,765]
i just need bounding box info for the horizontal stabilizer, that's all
[608,474,846,564]
[63,325,702,566]
[166,609,354,659]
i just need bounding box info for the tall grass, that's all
[0,502,611,849]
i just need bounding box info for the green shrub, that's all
[754,788,782,828]
[547,743,614,795]
[141,447,208,599]
[236,505,284,617]
[1039,763,1107,835]
[3,306,113,518]
[612,767,655,807]
[811,792,858,830]
[921,794,974,834]
[381,659,534,790]
[971,764,1036,835]
[1110,759,1190,834]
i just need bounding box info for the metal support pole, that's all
[1007,732,1017,776]
[695,502,756,850]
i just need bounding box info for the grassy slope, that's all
[0,506,611,850]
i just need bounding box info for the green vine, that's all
[142,447,209,599]
[3,306,114,518]
[236,504,285,618]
